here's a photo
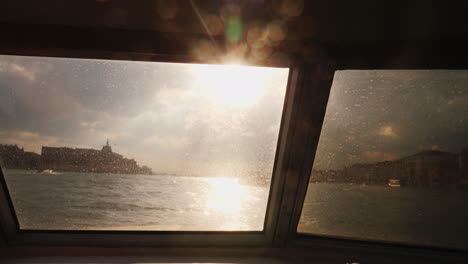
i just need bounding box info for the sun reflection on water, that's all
[206,177,246,214]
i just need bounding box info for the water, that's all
[4,170,468,250]
[4,170,268,231]
[299,183,468,250]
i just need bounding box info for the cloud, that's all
[0,61,36,81]
[0,56,86,127]
[80,121,99,128]
[0,130,64,153]
[143,135,190,149]
[313,70,468,170]
[0,55,290,176]
[377,125,398,137]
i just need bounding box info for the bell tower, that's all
[102,139,112,153]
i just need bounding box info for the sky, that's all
[1,55,467,174]
[0,55,288,176]
[313,70,468,170]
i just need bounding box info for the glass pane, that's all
[298,70,468,249]
[0,55,288,231]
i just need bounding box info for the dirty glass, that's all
[0,54,289,231]
[298,70,468,250]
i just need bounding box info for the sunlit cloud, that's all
[0,55,289,176]
[143,135,190,149]
[377,125,398,137]
[0,61,36,81]
[0,130,63,153]
[130,110,160,124]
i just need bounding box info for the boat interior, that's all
[1,0,468,263]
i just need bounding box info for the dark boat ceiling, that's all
[0,0,467,67]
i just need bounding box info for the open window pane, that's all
[0,55,289,231]
[298,70,468,249]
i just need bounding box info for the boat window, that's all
[0,54,289,231]
[297,70,468,250]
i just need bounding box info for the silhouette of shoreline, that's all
[312,149,468,188]
[0,141,152,175]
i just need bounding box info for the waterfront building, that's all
[0,144,41,170]
[398,150,459,188]
[40,140,152,174]
[315,150,465,188]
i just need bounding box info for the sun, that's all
[192,64,272,108]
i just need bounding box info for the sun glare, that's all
[206,177,246,214]
[192,64,272,107]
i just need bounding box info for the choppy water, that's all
[4,170,268,231]
[299,183,468,250]
[4,170,468,250]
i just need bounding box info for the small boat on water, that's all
[388,179,401,187]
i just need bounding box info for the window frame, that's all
[283,40,468,261]
[0,22,467,262]
[0,37,319,247]
[0,55,297,247]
